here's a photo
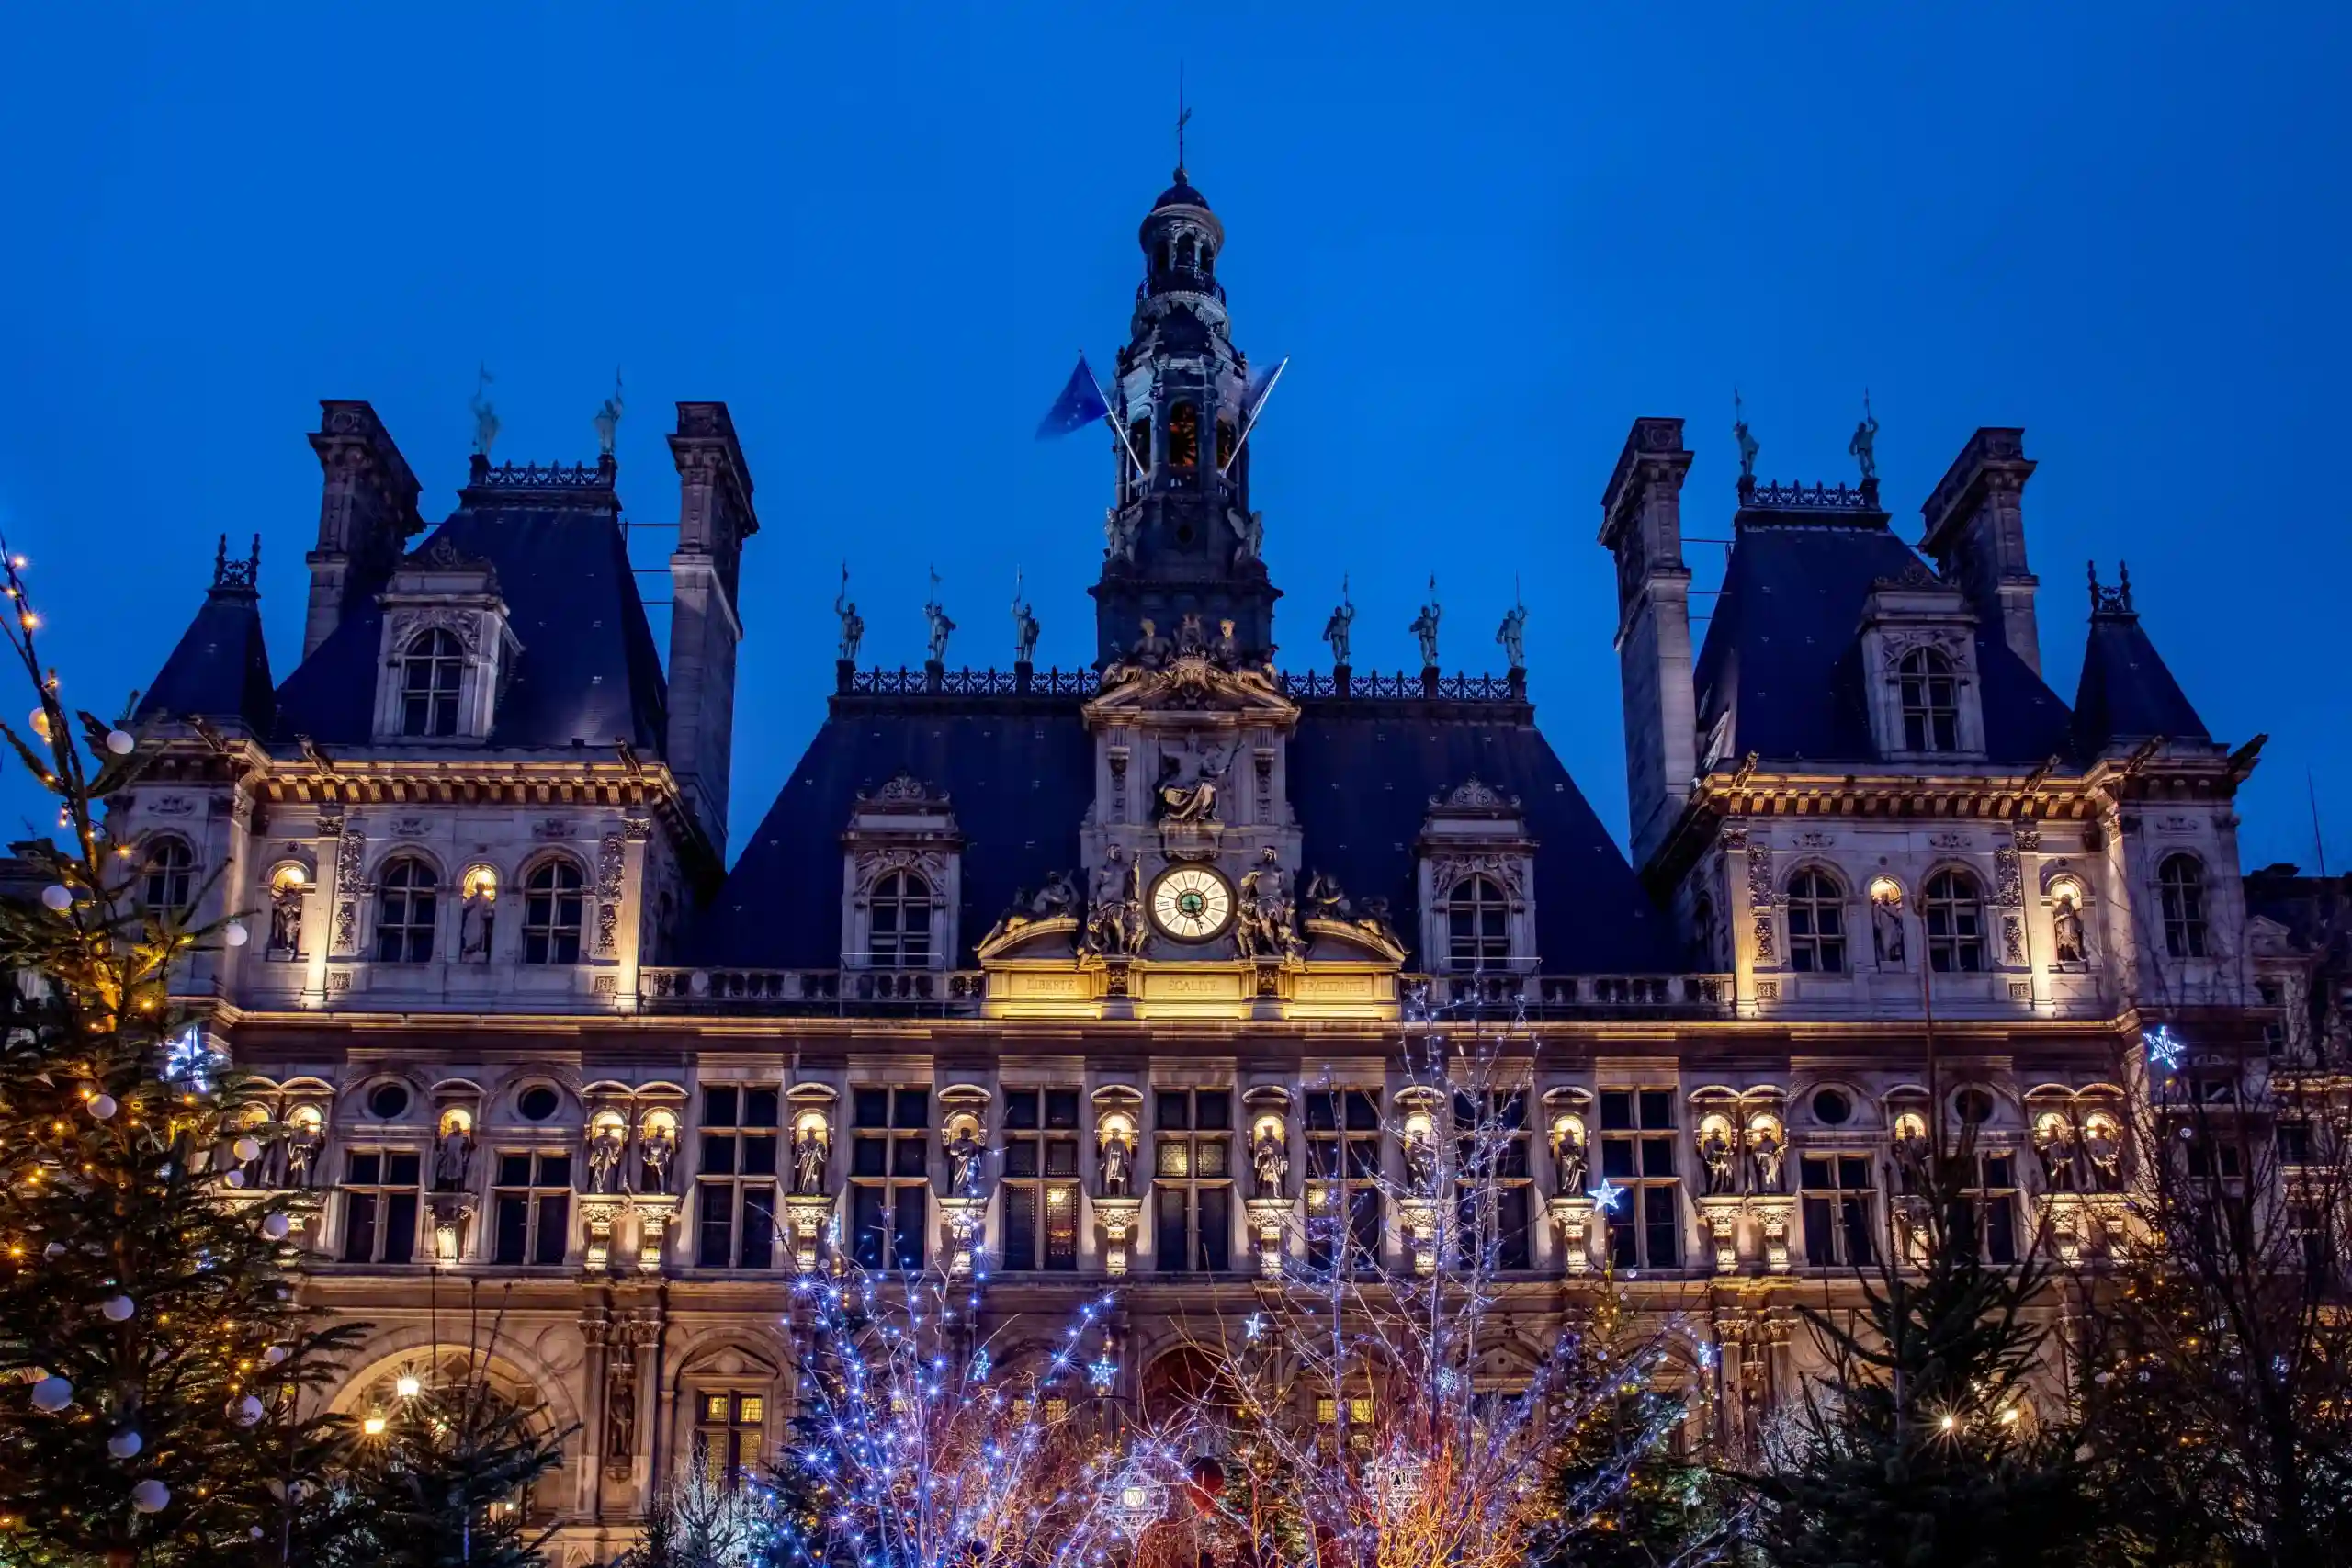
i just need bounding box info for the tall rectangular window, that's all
[695,1392,766,1493]
[1453,1089,1532,1270]
[492,1151,573,1266]
[695,1086,779,1269]
[1799,1154,1876,1267]
[340,1149,422,1265]
[1306,1089,1383,1271]
[851,1087,929,1270]
[1600,1089,1681,1269]
[1963,1152,2020,1265]
[1001,1088,1081,1272]
[1155,1089,1233,1273]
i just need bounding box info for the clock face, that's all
[1150,865,1234,942]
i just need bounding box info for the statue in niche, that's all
[1849,390,1880,482]
[2084,1120,2121,1190]
[593,368,625,457]
[1409,578,1442,668]
[1236,847,1299,959]
[1553,1123,1588,1196]
[434,1122,475,1191]
[267,882,303,956]
[2053,892,2088,964]
[1234,508,1264,565]
[1099,1129,1135,1196]
[1698,1122,1737,1196]
[605,1359,637,1461]
[1497,594,1528,671]
[2032,1117,2076,1192]
[1251,1123,1288,1199]
[1085,849,1144,956]
[1872,898,1906,968]
[586,1123,627,1194]
[792,1126,829,1195]
[1323,579,1354,666]
[1133,618,1172,669]
[1156,736,1236,825]
[922,570,956,664]
[1747,1122,1785,1193]
[286,1119,322,1190]
[639,1125,676,1195]
[1403,1123,1438,1195]
[460,885,496,962]
[834,564,865,663]
[945,1126,987,1199]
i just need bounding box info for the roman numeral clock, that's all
[1150,864,1233,942]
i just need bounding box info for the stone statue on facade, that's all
[1212,617,1240,668]
[1404,1123,1439,1196]
[1872,898,1905,968]
[1156,736,1235,824]
[1234,508,1264,566]
[586,1124,626,1194]
[1323,578,1354,666]
[593,368,625,457]
[1698,1122,1737,1196]
[1236,847,1299,959]
[434,1123,475,1191]
[946,1127,987,1199]
[460,886,495,962]
[1553,1122,1588,1196]
[1099,1129,1134,1196]
[986,871,1078,948]
[1132,618,1172,669]
[2052,893,2088,964]
[268,883,303,956]
[1849,391,1879,482]
[923,569,956,664]
[1747,1122,1785,1193]
[1011,573,1039,664]
[286,1120,322,1190]
[605,1359,637,1461]
[1410,578,1442,668]
[469,365,499,459]
[1085,849,1145,956]
[1733,388,1758,480]
[834,564,865,663]
[792,1127,828,1195]
[2032,1117,2076,1192]
[1105,505,1138,566]
[1251,1123,1288,1199]
[639,1126,676,1195]
[1496,592,1528,671]
[2084,1120,2121,1190]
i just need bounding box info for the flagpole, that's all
[1218,356,1288,477]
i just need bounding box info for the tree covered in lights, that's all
[0,547,366,1565]
[331,1359,571,1568]
[1153,999,1713,1568]
[770,1262,1172,1568]
[1743,1126,2103,1568]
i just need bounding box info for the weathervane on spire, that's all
[1175,70,1192,178]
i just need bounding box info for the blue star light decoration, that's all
[1242,1313,1265,1342]
[969,1349,990,1383]
[2145,1024,2185,1072]
[1087,1355,1117,1392]
[1588,1179,1627,1213]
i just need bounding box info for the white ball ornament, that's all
[88,1093,118,1120]
[40,885,72,912]
[106,729,135,756]
[260,1212,291,1241]
[108,1428,143,1459]
[130,1479,170,1514]
[42,1241,65,1259]
[223,920,250,948]
[250,1528,266,1540]
[102,1294,136,1322]
[262,1345,288,1366]
[230,1394,265,1426]
[28,709,52,740]
[30,1375,73,1412]
[232,1135,263,1163]
[223,1168,247,1189]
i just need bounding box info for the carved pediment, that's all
[1430,775,1521,811]
[1085,655,1296,722]
[857,771,947,807]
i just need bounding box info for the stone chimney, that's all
[1919,428,2041,676]
[303,401,423,659]
[665,402,759,852]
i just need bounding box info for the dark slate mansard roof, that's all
[695,688,1677,974]
[2071,569,2211,754]
[272,460,669,752]
[135,538,277,735]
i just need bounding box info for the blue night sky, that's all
[1,4,2346,870]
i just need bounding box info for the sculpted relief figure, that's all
[1156,735,1235,824]
[1698,1122,1737,1197]
[1236,847,1299,959]
[1085,849,1145,956]
[586,1123,627,1194]
[792,1127,829,1195]
[1251,1123,1289,1199]
[1099,1130,1135,1196]
[946,1127,987,1199]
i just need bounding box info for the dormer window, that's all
[1444,875,1510,969]
[400,630,464,738]
[868,871,934,966]
[1896,648,1960,751]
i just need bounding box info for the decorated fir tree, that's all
[0,549,360,1565]
[332,1365,569,1568]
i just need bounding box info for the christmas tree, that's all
[330,1360,569,1568]
[0,547,361,1565]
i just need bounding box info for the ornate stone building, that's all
[119,165,2266,1558]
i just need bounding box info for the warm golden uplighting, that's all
[362,1414,387,1436]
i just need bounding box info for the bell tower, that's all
[1090,165,1282,666]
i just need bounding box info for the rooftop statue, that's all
[1409,576,1442,668]
[469,364,499,458]
[923,568,956,664]
[593,367,625,457]
[834,564,864,662]
[1733,387,1758,480]
[1849,389,1880,482]
[1497,587,1528,671]
[1011,570,1039,664]
[1323,576,1354,666]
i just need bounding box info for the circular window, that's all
[516,1086,560,1122]
[1811,1089,1852,1125]
[367,1082,411,1120]
[1954,1088,1996,1125]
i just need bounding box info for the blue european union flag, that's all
[1035,354,1112,440]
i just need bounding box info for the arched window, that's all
[400,629,464,738]
[2159,854,2209,959]
[1445,875,1510,969]
[1155,241,1171,274]
[1786,869,1847,973]
[141,837,195,911]
[1198,242,1215,276]
[1924,868,1985,973]
[520,860,585,965]
[1216,417,1237,471]
[1895,648,1960,752]
[1168,401,1200,468]
[373,857,439,964]
[1176,234,1197,268]
[868,871,933,966]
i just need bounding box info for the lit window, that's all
[1896,647,1959,751]
[1924,869,1985,973]
[141,838,194,911]
[2159,855,2209,959]
[695,1086,779,1270]
[400,629,464,739]
[374,857,439,964]
[867,872,933,966]
[695,1392,766,1493]
[521,861,584,965]
[1154,1089,1232,1274]
[1785,870,1847,974]
[1445,875,1510,969]
[1002,1088,1081,1272]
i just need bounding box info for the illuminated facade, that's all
[121,166,2267,1559]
